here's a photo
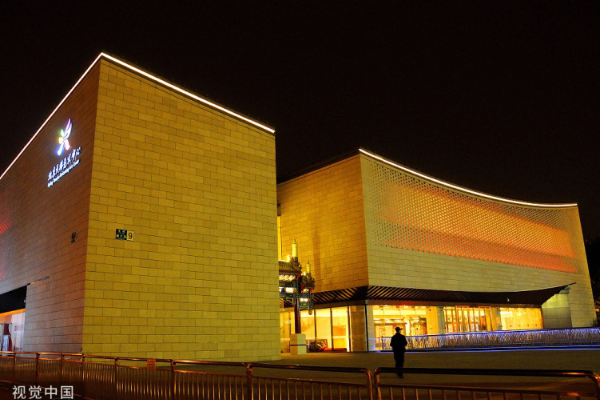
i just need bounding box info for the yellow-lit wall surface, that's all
[278,156,368,291]
[0,55,280,361]
[277,152,596,328]
[0,65,100,353]
[361,154,596,327]
[82,59,279,360]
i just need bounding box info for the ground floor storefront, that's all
[278,284,575,353]
[0,309,25,352]
[280,304,545,353]
[0,287,27,352]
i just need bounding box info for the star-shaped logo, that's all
[57,119,72,156]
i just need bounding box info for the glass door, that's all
[331,307,350,351]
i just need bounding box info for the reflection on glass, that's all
[443,306,542,333]
[313,309,332,351]
[499,308,542,330]
[445,306,491,333]
[372,305,430,350]
[281,303,546,353]
[331,307,350,351]
[301,310,315,343]
[280,310,293,353]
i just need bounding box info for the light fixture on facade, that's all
[28,276,49,286]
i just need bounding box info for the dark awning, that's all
[312,284,570,307]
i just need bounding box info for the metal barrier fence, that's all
[377,327,600,351]
[375,367,600,400]
[172,360,249,400]
[248,363,373,400]
[0,352,372,400]
[1,352,599,400]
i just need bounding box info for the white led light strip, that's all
[100,53,275,134]
[359,148,577,208]
[0,53,104,182]
[1,53,275,182]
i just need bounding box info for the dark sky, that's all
[1,1,599,239]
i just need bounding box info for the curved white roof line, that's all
[1,53,275,182]
[359,148,578,209]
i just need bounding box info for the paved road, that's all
[1,348,599,399]
[261,348,600,395]
[271,347,600,372]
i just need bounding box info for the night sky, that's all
[1,1,599,239]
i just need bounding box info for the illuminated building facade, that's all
[0,53,596,359]
[277,150,596,352]
[0,54,279,360]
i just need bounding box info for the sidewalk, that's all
[266,347,600,373]
[258,348,600,392]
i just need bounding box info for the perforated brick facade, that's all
[361,154,596,327]
[363,158,583,273]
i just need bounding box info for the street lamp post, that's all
[279,241,315,355]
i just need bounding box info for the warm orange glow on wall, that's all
[0,309,25,318]
[364,157,583,273]
[0,221,9,235]
[0,190,12,235]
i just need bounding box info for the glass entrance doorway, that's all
[444,306,491,333]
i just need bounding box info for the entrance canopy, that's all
[312,285,570,307]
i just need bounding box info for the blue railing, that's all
[378,327,600,350]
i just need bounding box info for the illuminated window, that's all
[331,307,350,351]
[281,307,354,353]
[498,307,542,330]
[279,310,293,353]
[443,306,542,332]
[372,305,430,350]
[300,310,315,343]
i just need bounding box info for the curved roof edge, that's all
[360,148,578,209]
[1,52,275,182]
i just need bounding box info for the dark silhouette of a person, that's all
[390,327,408,378]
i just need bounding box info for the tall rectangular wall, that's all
[277,156,368,291]
[81,59,279,361]
[0,64,100,352]
[360,154,597,327]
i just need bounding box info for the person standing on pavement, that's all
[390,326,408,378]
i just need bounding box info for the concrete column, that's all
[542,288,573,328]
[349,305,367,352]
[290,333,307,355]
[437,307,446,333]
[366,305,376,351]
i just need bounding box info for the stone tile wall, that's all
[277,155,369,292]
[0,65,100,352]
[81,59,279,361]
